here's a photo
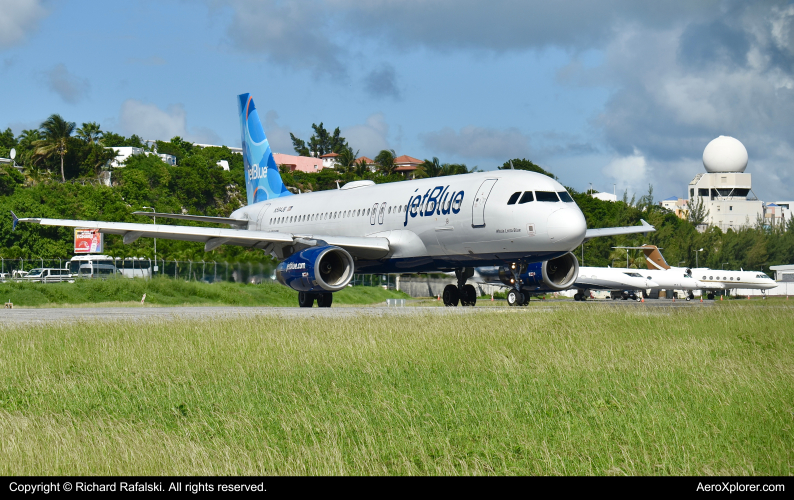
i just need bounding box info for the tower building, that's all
[687,136,763,231]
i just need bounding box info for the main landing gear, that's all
[573,290,589,301]
[442,268,477,307]
[298,291,333,308]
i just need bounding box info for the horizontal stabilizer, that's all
[583,219,655,242]
[131,211,249,227]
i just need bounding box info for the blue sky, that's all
[2,0,793,201]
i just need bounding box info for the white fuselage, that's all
[634,268,704,291]
[681,268,777,290]
[575,267,659,291]
[230,171,587,273]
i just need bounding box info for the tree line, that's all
[1,116,791,274]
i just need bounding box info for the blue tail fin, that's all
[10,211,19,231]
[237,93,293,206]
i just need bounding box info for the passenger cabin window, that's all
[558,191,574,202]
[518,192,534,204]
[536,191,559,202]
[507,192,521,205]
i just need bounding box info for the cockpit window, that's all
[518,191,534,204]
[507,192,521,205]
[624,272,642,278]
[558,191,574,202]
[535,191,559,202]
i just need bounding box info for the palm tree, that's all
[421,157,443,177]
[353,158,371,177]
[375,149,397,176]
[76,122,103,144]
[34,114,76,182]
[337,148,358,173]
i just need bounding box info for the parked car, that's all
[23,268,75,283]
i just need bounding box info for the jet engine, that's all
[275,245,355,292]
[497,252,579,291]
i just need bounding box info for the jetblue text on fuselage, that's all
[404,185,464,226]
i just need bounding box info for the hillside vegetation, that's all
[1,126,792,271]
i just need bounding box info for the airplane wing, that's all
[131,211,249,227]
[583,219,654,242]
[14,216,390,260]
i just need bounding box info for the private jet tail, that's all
[238,93,293,206]
[612,244,671,270]
[641,245,670,270]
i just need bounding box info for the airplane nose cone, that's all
[546,207,587,247]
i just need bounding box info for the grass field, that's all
[0,302,792,475]
[0,278,410,307]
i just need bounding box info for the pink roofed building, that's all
[273,153,325,173]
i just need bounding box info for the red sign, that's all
[74,228,103,254]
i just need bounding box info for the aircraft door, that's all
[378,202,387,224]
[256,203,271,230]
[370,203,379,225]
[471,179,498,227]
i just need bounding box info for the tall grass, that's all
[0,303,791,475]
[0,278,409,307]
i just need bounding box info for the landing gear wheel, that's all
[707,293,714,300]
[574,293,581,301]
[316,292,333,308]
[460,284,477,306]
[298,291,315,308]
[507,288,524,307]
[443,284,460,307]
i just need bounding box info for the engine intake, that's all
[541,252,579,290]
[276,245,355,292]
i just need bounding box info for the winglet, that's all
[10,211,18,231]
[640,218,652,236]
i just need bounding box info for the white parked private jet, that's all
[12,93,654,307]
[634,245,777,299]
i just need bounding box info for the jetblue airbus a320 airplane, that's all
[13,93,654,307]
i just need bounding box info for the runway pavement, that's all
[0,299,714,325]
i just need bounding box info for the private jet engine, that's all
[276,245,355,293]
[498,252,579,291]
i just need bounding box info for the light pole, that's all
[143,206,157,273]
[696,248,703,269]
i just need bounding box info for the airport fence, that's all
[0,257,401,288]
[0,257,275,284]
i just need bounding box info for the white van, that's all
[23,268,75,283]
[76,263,122,279]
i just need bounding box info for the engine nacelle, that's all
[275,245,355,292]
[497,252,579,291]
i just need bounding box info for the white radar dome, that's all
[702,136,748,173]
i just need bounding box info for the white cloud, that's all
[0,0,47,49]
[218,0,347,79]
[118,99,221,144]
[420,125,531,160]
[342,113,391,157]
[44,64,89,104]
[263,110,295,154]
[601,149,648,195]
